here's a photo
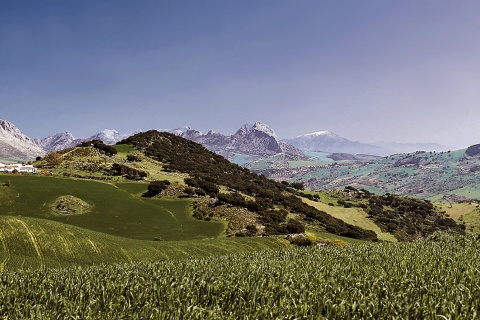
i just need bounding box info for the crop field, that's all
[0,175,225,241]
[0,232,478,319]
[0,215,290,271]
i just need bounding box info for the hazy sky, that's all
[1,1,479,148]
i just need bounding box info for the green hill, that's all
[302,187,464,241]
[120,131,378,241]
[0,175,225,241]
[0,215,289,271]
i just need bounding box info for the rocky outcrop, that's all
[0,119,46,161]
[36,131,81,152]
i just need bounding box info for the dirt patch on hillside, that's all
[52,195,92,215]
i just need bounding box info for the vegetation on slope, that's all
[0,175,225,241]
[1,232,478,319]
[303,187,464,241]
[120,130,378,240]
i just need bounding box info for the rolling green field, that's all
[0,215,290,271]
[1,232,478,319]
[0,175,225,241]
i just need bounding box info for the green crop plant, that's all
[0,232,478,319]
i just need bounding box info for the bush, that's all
[285,219,305,234]
[143,180,171,197]
[109,164,147,180]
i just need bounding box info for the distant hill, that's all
[253,147,480,201]
[283,131,393,156]
[0,119,45,161]
[370,141,454,154]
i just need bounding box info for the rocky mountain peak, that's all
[37,131,79,152]
[253,121,277,138]
[0,119,46,161]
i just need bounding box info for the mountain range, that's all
[0,117,454,163]
[177,122,307,163]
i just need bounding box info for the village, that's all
[0,162,37,173]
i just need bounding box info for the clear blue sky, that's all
[1,1,479,148]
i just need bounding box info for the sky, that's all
[1,1,480,148]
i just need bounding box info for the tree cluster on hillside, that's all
[331,186,465,241]
[78,140,117,156]
[120,131,378,240]
[466,144,480,157]
[109,163,147,180]
[143,180,171,197]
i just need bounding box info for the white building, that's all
[0,163,37,173]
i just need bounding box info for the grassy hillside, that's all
[30,137,377,241]
[302,197,398,242]
[437,202,480,233]
[0,175,225,241]
[301,187,464,241]
[0,215,290,271]
[120,131,379,241]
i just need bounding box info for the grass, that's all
[0,215,290,271]
[303,197,398,242]
[437,202,480,233]
[0,175,225,241]
[112,143,136,155]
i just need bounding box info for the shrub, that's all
[143,180,171,197]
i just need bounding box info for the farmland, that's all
[0,215,290,271]
[1,232,478,319]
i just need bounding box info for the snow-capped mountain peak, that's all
[297,130,335,138]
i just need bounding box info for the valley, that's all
[250,148,480,201]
